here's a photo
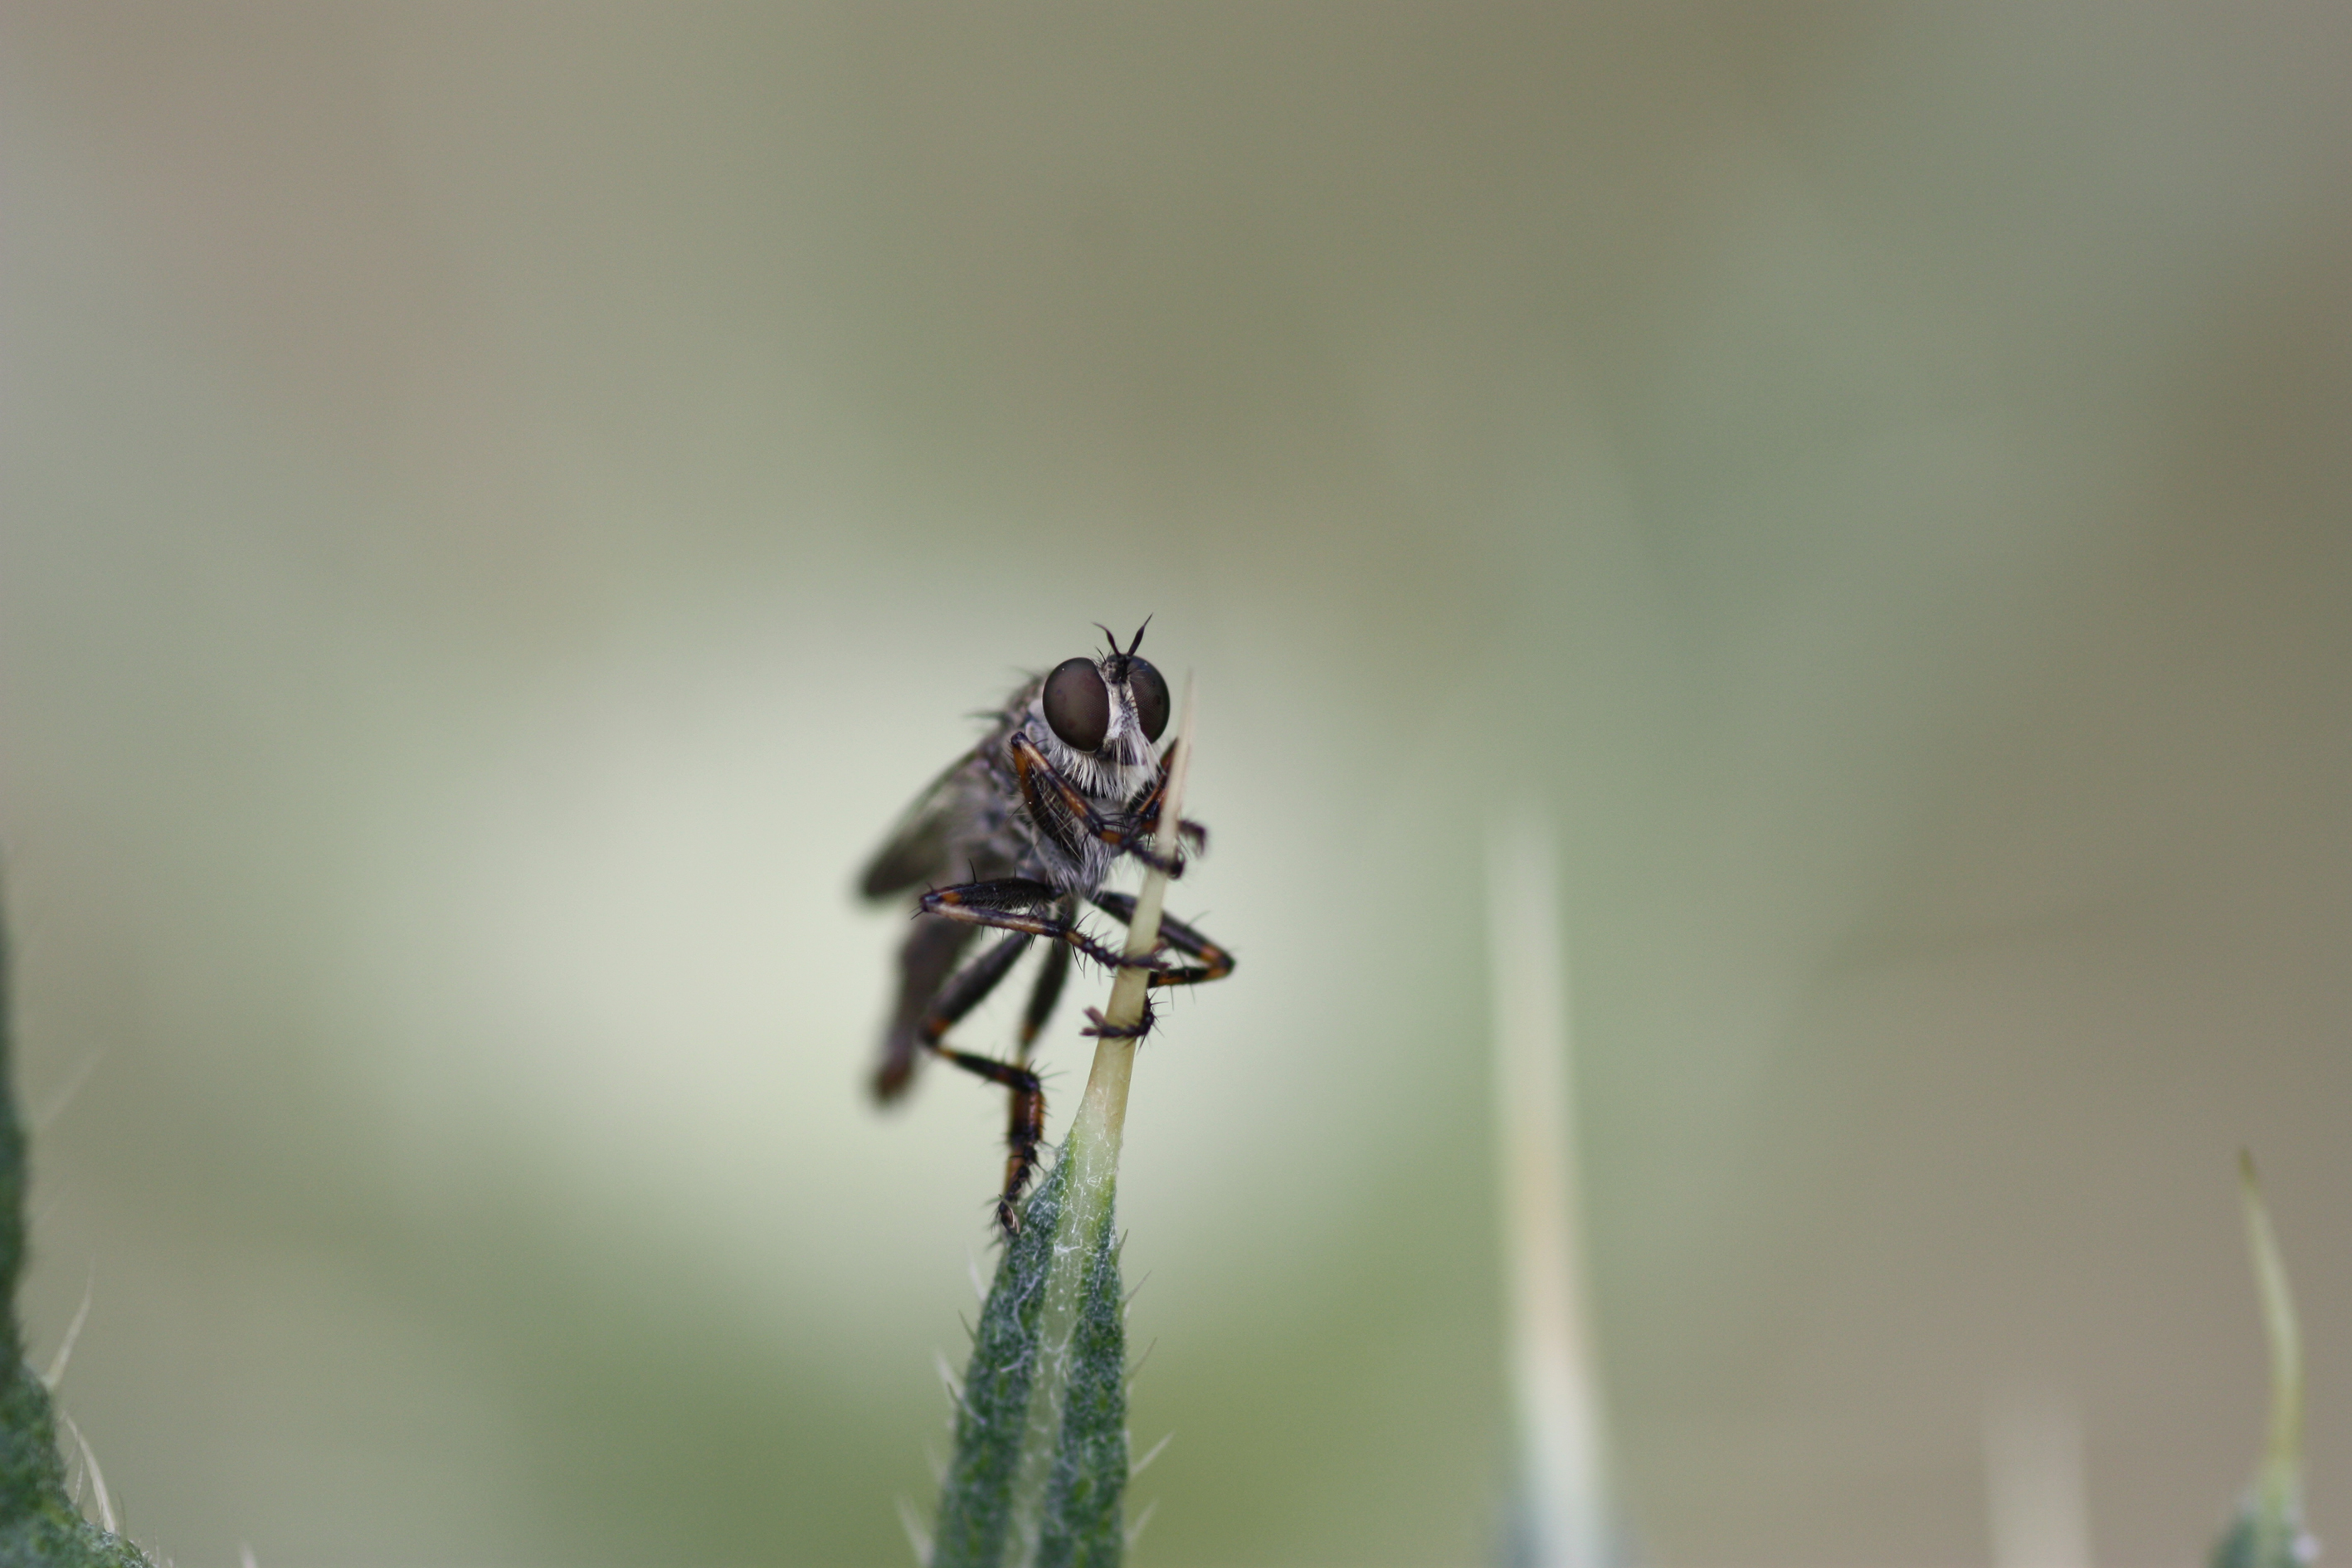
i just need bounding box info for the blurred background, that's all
[2,3,2347,1563]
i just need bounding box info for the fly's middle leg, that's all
[918,876,1163,972]
[907,927,1049,1233]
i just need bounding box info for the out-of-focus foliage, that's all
[2,5,2347,1562]
[0,923,152,1566]
[2209,1158,2314,1568]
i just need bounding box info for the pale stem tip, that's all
[1064,676,1195,1174]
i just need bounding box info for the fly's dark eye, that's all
[1043,657,1111,752]
[1127,657,1170,743]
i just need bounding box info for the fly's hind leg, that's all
[1017,904,1075,1049]
[979,898,1074,1230]
[873,915,978,1100]
[934,1049,1045,1236]
[906,928,1049,1233]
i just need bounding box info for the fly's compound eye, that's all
[1043,657,1111,752]
[1127,656,1170,743]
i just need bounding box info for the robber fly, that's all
[859,620,1234,1230]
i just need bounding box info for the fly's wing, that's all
[857,748,980,901]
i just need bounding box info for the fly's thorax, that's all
[1042,832,1121,898]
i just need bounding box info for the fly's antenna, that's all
[1126,616,1152,655]
[1093,623,1120,658]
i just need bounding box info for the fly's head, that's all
[1027,619,1171,797]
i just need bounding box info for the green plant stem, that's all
[930,683,1195,1568]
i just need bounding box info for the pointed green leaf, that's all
[931,1149,1128,1568]
[932,1164,1068,1568]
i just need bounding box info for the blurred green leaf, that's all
[0,913,155,1565]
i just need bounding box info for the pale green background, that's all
[2,4,2347,1564]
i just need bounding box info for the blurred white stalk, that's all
[2241,1153,2303,1519]
[2223,1151,2313,1568]
[1984,1384,2094,1568]
[1486,811,1611,1568]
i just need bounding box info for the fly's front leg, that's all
[1125,743,1209,856]
[1009,732,1190,877]
[918,876,1163,973]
